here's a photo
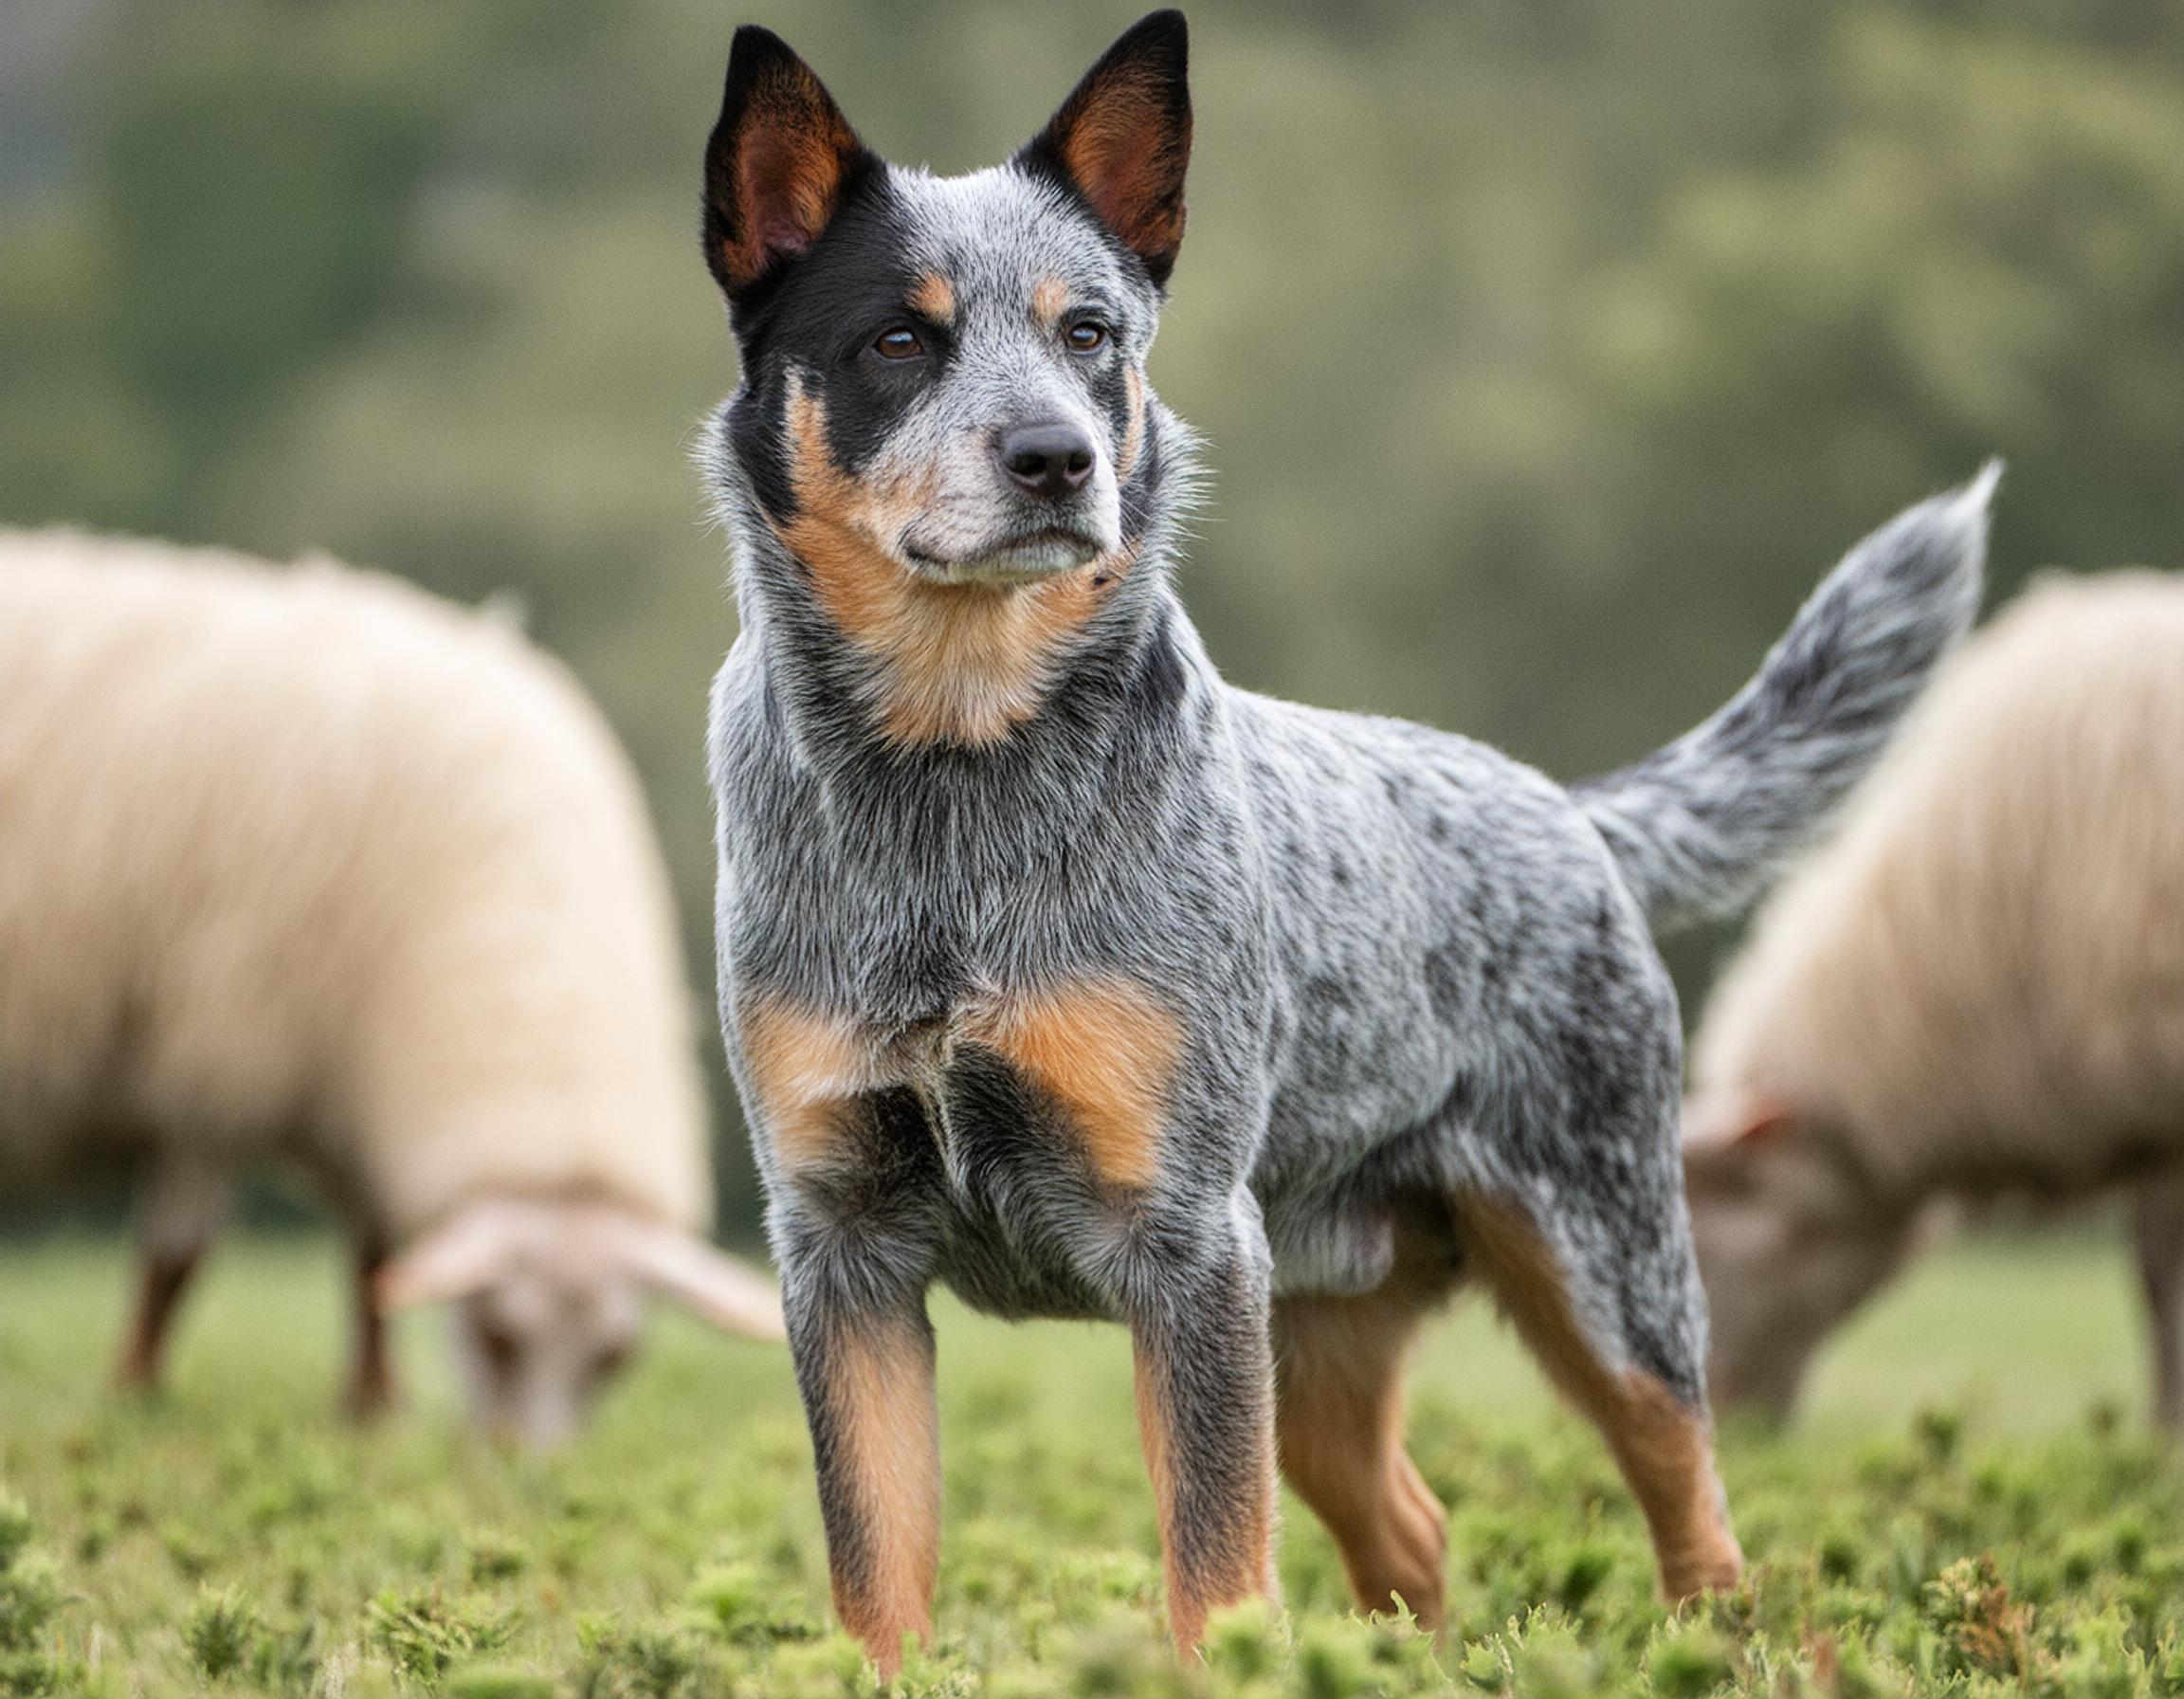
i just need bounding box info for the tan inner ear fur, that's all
[721,70,862,292]
[775,384,1128,747]
[1053,65,1189,267]
[964,978,1183,1192]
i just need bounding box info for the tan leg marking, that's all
[907,270,955,325]
[965,978,1183,1191]
[1458,1196,1742,1599]
[776,385,1121,746]
[1134,1333,1278,1648]
[1030,274,1070,329]
[1274,1243,1456,1628]
[827,1315,941,1675]
[738,996,883,1170]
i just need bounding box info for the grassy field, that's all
[0,1232,2175,1696]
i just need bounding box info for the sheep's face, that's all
[452,1268,648,1450]
[1683,1105,1908,1419]
[376,1197,787,1449]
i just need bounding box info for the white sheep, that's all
[0,528,783,1445]
[1684,569,2184,1425]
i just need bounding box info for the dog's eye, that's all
[1065,320,1109,355]
[872,327,924,361]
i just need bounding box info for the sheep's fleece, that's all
[1687,569,2184,1421]
[0,527,702,1229]
[0,530,780,1441]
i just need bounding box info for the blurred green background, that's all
[7,0,2182,1235]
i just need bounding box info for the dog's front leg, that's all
[759,1085,946,1680]
[1122,1202,1281,1651]
[783,1268,938,1676]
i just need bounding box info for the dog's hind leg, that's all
[1272,1238,1457,1628]
[1456,1188,1741,1599]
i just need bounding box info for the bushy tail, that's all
[1579,463,1998,929]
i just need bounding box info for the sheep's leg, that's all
[1456,1186,1742,1599]
[117,1160,230,1391]
[1273,1244,1456,1629]
[2130,1169,2184,1431]
[344,1229,398,1418]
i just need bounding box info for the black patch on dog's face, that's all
[724,169,948,515]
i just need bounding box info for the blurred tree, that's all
[4,0,2180,1231]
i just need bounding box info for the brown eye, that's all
[873,326,924,360]
[1065,320,1108,354]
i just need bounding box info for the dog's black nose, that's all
[998,424,1096,499]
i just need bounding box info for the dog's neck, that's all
[728,506,1191,775]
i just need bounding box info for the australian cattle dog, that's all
[695,9,1994,1672]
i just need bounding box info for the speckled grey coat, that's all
[696,10,1993,1669]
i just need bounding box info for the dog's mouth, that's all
[902,526,1105,586]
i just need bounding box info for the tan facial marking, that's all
[739,997,883,1170]
[828,1316,941,1673]
[966,978,1183,1190]
[1457,1196,1743,1599]
[774,382,1116,746]
[1030,275,1070,328]
[1118,365,1147,482]
[907,270,955,325]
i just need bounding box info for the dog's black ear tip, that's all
[1122,9,1190,66]
[722,23,808,91]
[729,22,793,59]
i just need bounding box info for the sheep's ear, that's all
[1016,10,1192,286]
[702,26,872,301]
[376,1202,524,1309]
[609,1220,788,1342]
[1682,1090,1795,1157]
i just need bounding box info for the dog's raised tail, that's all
[1578,463,1998,930]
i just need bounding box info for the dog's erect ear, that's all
[702,26,870,301]
[1016,10,1192,286]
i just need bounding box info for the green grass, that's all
[0,1231,2175,1695]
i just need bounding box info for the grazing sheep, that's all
[0,528,783,1445]
[1684,570,2184,1425]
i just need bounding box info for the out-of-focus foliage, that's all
[6,1,2183,1229]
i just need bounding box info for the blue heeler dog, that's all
[698,10,1993,1672]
